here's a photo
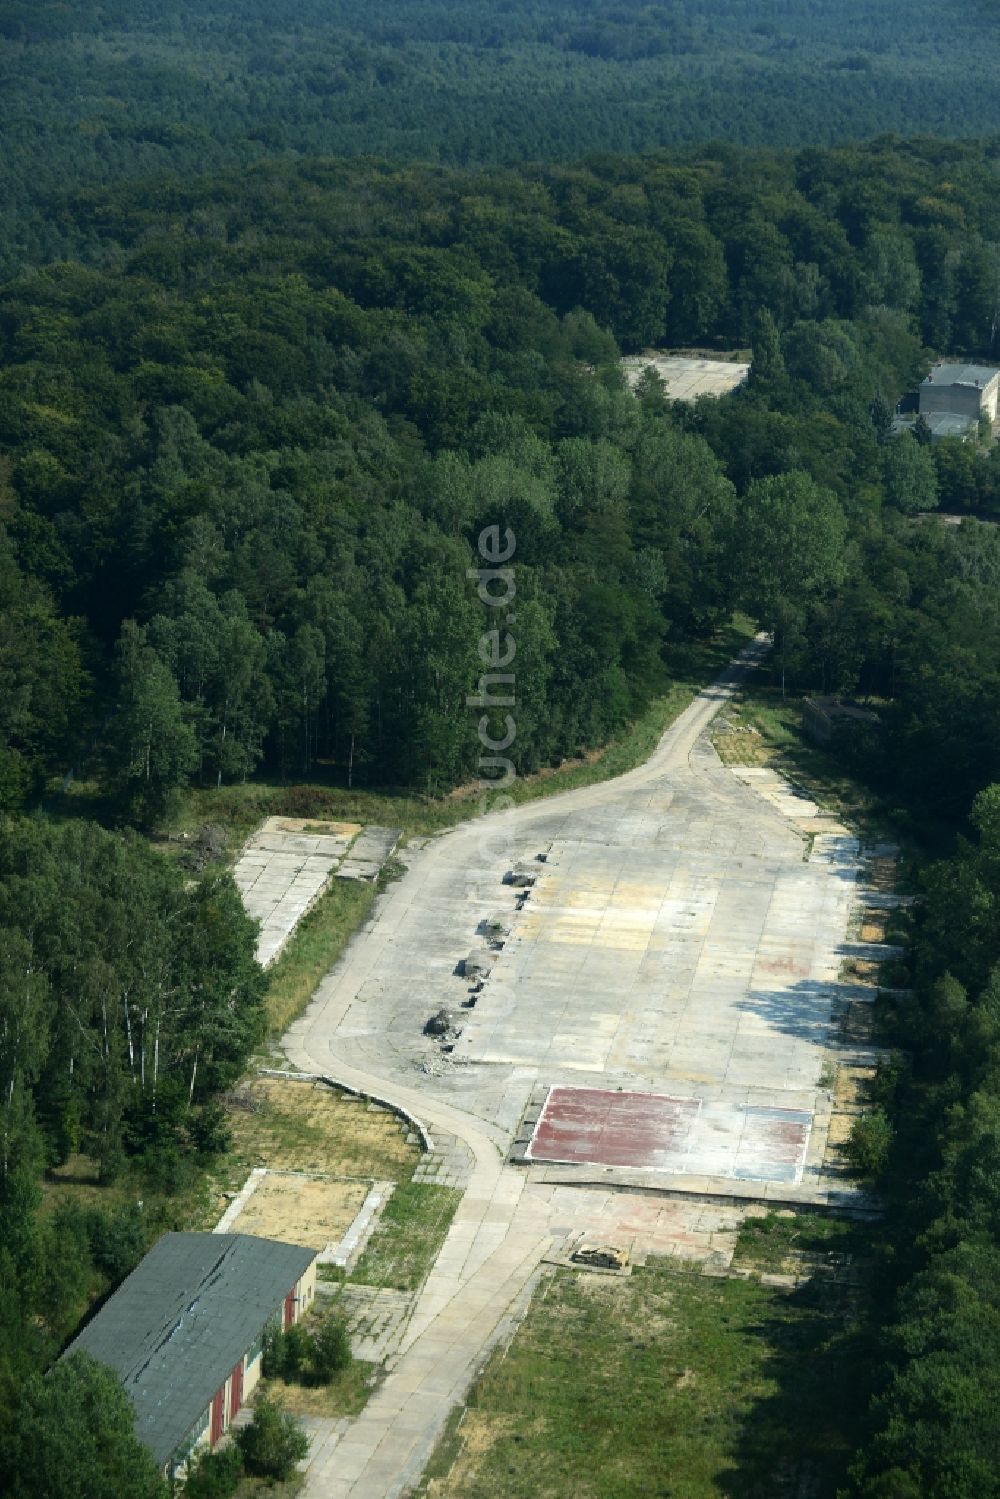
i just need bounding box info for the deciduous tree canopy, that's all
[2,43,1000,1492]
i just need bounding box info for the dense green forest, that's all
[4,141,1000,824]
[3,10,1000,1484]
[3,142,1000,1492]
[838,784,1000,1495]
[4,0,1000,275]
[0,818,261,1499]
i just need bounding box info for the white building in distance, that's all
[918,361,1000,439]
[621,352,751,401]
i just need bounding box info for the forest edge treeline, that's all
[1,137,1000,1495]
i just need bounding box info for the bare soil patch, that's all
[426,1415,555,1498]
[834,1065,875,1111]
[264,817,362,837]
[841,957,880,984]
[712,730,777,768]
[868,856,897,892]
[824,1065,878,1162]
[229,1173,368,1249]
[826,1114,856,1150]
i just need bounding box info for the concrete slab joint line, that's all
[233,817,361,967]
[280,634,868,1498]
[321,1182,397,1269]
[213,1167,266,1233]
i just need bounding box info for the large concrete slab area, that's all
[621,351,750,399]
[287,648,861,1187]
[285,645,866,1499]
[234,817,360,966]
[451,748,851,1105]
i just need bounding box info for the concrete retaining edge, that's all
[521,1164,882,1218]
[257,1067,435,1153]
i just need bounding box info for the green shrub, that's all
[261,1322,285,1379]
[880,957,912,988]
[262,1319,313,1382]
[140,1142,195,1196]
[183,1445,242,1499]
[281,1320,312,1378]
[845,1108,893,1180]
[236,1397,308,1481]
[86,1204,146,1281]
[187,1101,232,1158]
[309,1313,352,1383]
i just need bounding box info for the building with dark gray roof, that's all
[919,360,1000,437]
[63,1232,317,1476]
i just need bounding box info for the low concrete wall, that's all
[257,1068,434,1153]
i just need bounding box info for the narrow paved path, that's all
[287,636,779,1498]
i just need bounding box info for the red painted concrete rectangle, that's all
[526,1086,811,1183]
[526,1086,700,1170]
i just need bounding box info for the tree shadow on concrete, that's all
[735,977,849,1053]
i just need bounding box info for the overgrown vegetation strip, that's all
[417,1261,866,1499]
[349,1184,464,1295]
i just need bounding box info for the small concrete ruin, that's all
[462,950,497,980]
[570,1242,630,1272]
[481,913,512,943]
[423,1008,457,1038]
[802,696,879,747]
[336,826,403,881]
[234,818,405,965]
[621,351,750,400]
[233,817,361,967]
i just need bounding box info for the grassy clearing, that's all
[40,1148,223,1247]
[419,1261,865,1499]
[262,875,381,1038]
[732,1211,859,1274]
[350,1183,463,1292]
[224,1079,419,1182]
[197,1080,420,1232]
[164,617,757,856]
[232,1474,303,1499]
[43,1080,421,1247]
[39,1154,146,1220]
[208,1128,464,1294]
[258,1361,376,1420]
[711,685,883,837]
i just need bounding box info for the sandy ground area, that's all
[229,1172,369,1250]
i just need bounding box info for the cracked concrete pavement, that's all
[284,634,866,1497]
